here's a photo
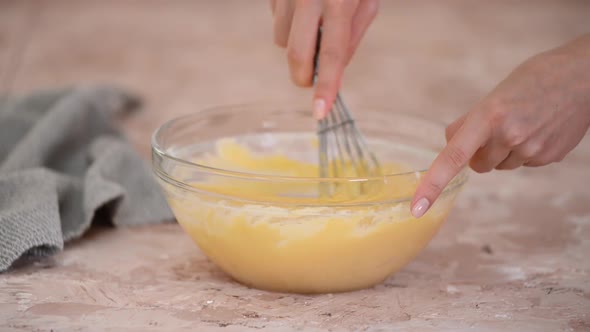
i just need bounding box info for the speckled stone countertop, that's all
[1,1,589,331]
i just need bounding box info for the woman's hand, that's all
[412,34,590,218]
[270,0,379,119]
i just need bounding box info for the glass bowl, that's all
[152,103,467,293]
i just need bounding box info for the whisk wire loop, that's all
[313,29,382,196]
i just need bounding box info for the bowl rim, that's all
[151,102,468,193]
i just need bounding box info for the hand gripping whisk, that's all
[313,30,382,196]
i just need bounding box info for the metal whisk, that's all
[313,30,381,195]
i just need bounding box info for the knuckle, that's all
[518,141,544,159]
[486,97,506,117]
[500,123,528,148]
[485,98,530,148]
[486,98,508,131]
[443,144,470,171]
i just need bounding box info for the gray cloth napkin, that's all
[0,85,173,271]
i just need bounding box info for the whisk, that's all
[313,29,382,195]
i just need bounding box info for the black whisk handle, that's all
[313,28,322,83]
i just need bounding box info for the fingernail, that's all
[411,197,430,218]
[313,99,325,120]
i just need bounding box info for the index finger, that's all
[411,113,490,218]
[313,0,359,120]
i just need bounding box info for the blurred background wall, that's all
[1,0,589,156]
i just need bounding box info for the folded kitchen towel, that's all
[0,86,174,271]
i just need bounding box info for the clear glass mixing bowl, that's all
[152,103,467,293]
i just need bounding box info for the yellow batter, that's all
[166,138,459,293]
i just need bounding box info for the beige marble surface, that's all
[1,0,589,331]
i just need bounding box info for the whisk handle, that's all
[313,28,322,83]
